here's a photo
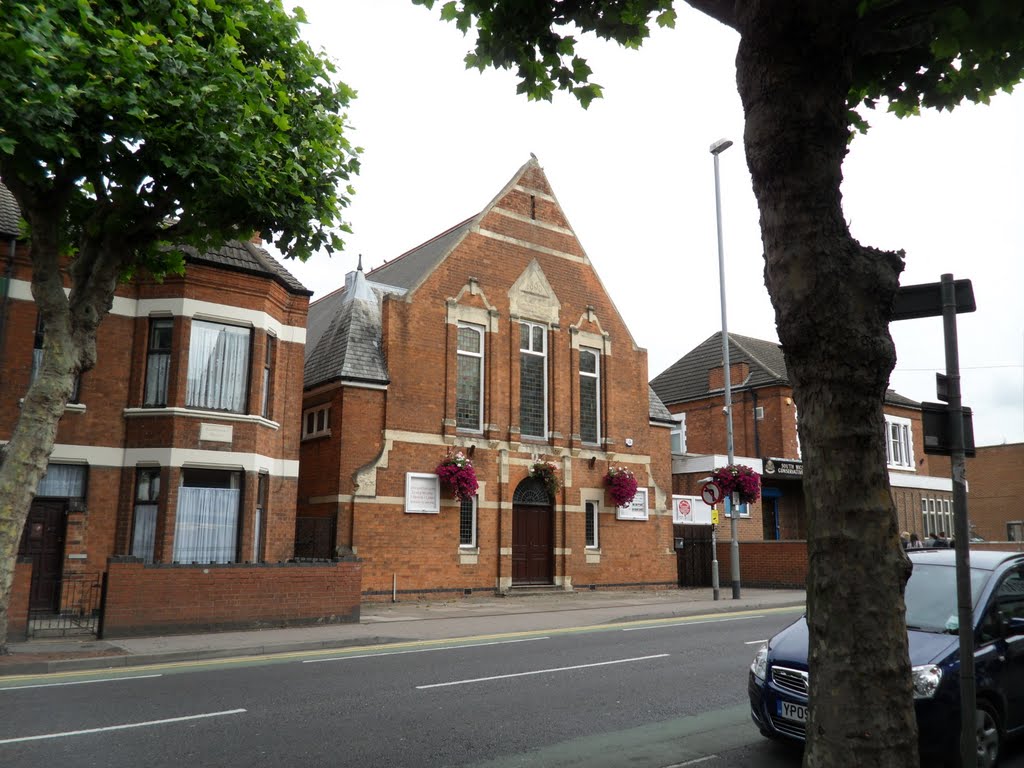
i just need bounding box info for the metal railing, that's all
[28,573,104,638]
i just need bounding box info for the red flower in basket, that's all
[435,451,478,502]
[711,464,761,505]
[604,466,639,507]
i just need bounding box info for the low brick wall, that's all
[717,541,808,589]
[101,557,362,639]
[7,558,33,642]
[716,540,1024,590]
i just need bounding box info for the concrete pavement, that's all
[0,586,805,677]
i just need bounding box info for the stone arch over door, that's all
[511,477,553,585]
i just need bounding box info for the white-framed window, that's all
[884,415,914,469]
[131,466,161,564]
[186,319,251,413]
[173,468,241,564]
[670,413,687,454]
[302,405,330,439]
[754,406,764,420]
[723,498,752,519]
[36,463,87,497]
[456,322,484,431]
[459,496,477,547]
[261,335,275,419]
[1008,522,1023,542]
[144,317,173,407]
[585,499,599,548]
[921,497,953,538]
[579,347,600,444]
[616,487,649,521]
[519,321,547,438]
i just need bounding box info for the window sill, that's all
[301,430,332,441]
[124,407,280,430]
[585,549,601,564]
[458,549,479,565]
[19,398,86,413]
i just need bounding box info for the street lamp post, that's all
[710,137,741,600]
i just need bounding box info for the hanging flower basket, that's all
[529,459,562,498]
[435,450,478,502]
[604,466,639,508]
[712,464,761,505]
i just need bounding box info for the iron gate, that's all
[675,524,715,587]
[28,572,104,638]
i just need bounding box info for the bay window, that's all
[186,320,251,413]
[172,468,241,564]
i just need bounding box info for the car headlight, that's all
[911,664,942,699]
[750,643,768,682]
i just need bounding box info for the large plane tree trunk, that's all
[0,184,117,653]
[735,5,917,767]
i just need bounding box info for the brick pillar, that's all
[8,558,33,641]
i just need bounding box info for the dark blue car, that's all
[748,549,1024,766]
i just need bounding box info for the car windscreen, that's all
[904,563,990,633]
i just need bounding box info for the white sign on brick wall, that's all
[672,494,714,525]
[405,473,440,514]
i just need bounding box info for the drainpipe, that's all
[751,390,761,458]
[0,236,15,394]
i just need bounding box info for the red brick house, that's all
[297,157,677,599]
[1,180,354,637]
[651,332,955,543]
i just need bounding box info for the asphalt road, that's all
[1,607,1022,768]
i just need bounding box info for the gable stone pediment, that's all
[508,259,560,325]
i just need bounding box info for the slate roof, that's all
[648,386,675,425]
[177,241,310,296]
[650,331,920,409]
[0,181,22,237]
[304,267,394,388]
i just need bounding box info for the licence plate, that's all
[777,700,808,723]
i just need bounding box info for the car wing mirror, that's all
[1006,616,1024,637]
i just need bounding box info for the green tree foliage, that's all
[413,2,1023,766]
[0,0,359,651]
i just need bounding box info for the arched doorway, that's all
[512,477,553,585]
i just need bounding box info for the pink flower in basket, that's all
[604,466,639,507]
[711,464,761,505]
[435,451,478,502]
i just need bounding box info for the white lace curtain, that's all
[36,463,86,497]
[172,487,240,564]
[186,320,250,412]
[131,504,158,563]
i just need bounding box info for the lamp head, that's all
[709,138,733,156]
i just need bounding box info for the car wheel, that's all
[976,702,1001,768]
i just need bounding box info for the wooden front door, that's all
[18,500,66,611]
[512,504,553,585]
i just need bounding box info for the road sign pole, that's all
[711,520,720,601]
[941,274,975,768]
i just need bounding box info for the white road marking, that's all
[416,653,670,689]
[0,708,246,744]
[745,639,767,645]
[622,615,763,631]
[303,636,549,664]
[662,756,718,767]
[0,674,162,692]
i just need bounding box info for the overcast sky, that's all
[276,0,1024,448]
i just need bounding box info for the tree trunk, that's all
[735,5,917,767]
[0,197,115,653]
